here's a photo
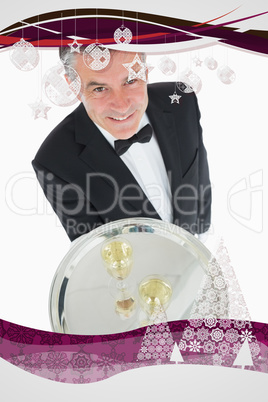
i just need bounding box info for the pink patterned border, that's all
[0,319,268,383]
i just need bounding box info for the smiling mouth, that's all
[109,112,135,122]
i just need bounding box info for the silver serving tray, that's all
[49,218,212,335]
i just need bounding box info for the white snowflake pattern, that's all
[160,351,167,359]
[197,301,212,316]
[137,352,145,360]
[166,337,174,346]
[148,345,155,353]
[140,346,147,354]
[218,341,230,355]
[208,260,220,276]
[189,318,204,328]
[202,276,213,289]
[152,339,158,346]
[206,289,217,302]
[159,338,166,346]
[163,344,171,353]
[219,319,232,330]
[211,329,224,343]
[214,275,226,290]
[145,352,152,360]
[204,316,217,328]
[182,327,195,341]
[233,320,247,330]
[218,292,229,305]
[213,302,226,316]
[158,325,166,333]
[225,328,239,344]
[179,340,187,351]
[240,329,254,343]
[162,331,170,339]
[189,340,201,352]
[196,327,210,342]
[232,342,242,355]
[203,340,216,354]
[249,342,260,358]
[156,345,163,353]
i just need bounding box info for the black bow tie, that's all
[114,124,153,156]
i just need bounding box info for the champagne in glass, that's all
[101,238,133,280]
[139,275,172,323]
[101,237,136,319]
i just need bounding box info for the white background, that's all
[1,0,268,400]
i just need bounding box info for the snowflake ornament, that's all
[68,39,83,53]
[123,53,147,82]
[114,25,132,44]
[169,92,181,104]
[29,99,51,120]
[83,43,110,70]
[10,38,39,71]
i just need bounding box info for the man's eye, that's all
[126,79,137,85]
[93,87,106,93]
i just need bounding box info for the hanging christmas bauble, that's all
[217,65,236,84]
[176,81,194,94]
[157,56,176,76]
[114,26,132,44]
[42,63,81,107]
[9,38,39,71]
[83,43,110,70]
[179,69,202,94]
[204,57,218,70]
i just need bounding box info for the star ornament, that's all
[68,39,83,53]
[123,53,147,82]
[29,99,51,120]
[169,92,182,104]
[193,56,203,67]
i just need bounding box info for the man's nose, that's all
[109,89,130,113]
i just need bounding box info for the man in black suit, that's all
[32,48,211,241]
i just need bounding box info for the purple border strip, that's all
[0,10,268,54]
[0,319,267,383]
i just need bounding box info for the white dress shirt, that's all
[95,114,173,222]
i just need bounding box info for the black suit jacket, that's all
[32,82,211,241]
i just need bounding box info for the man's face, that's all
[72,51,149,140]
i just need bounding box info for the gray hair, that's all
[59,46,146,77]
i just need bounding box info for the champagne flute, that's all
[101,237,136,319]
[138,275,172,325]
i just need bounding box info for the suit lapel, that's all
[146,95,183,222]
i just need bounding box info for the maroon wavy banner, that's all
[1,318,268,384]
[0,8,268,54]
